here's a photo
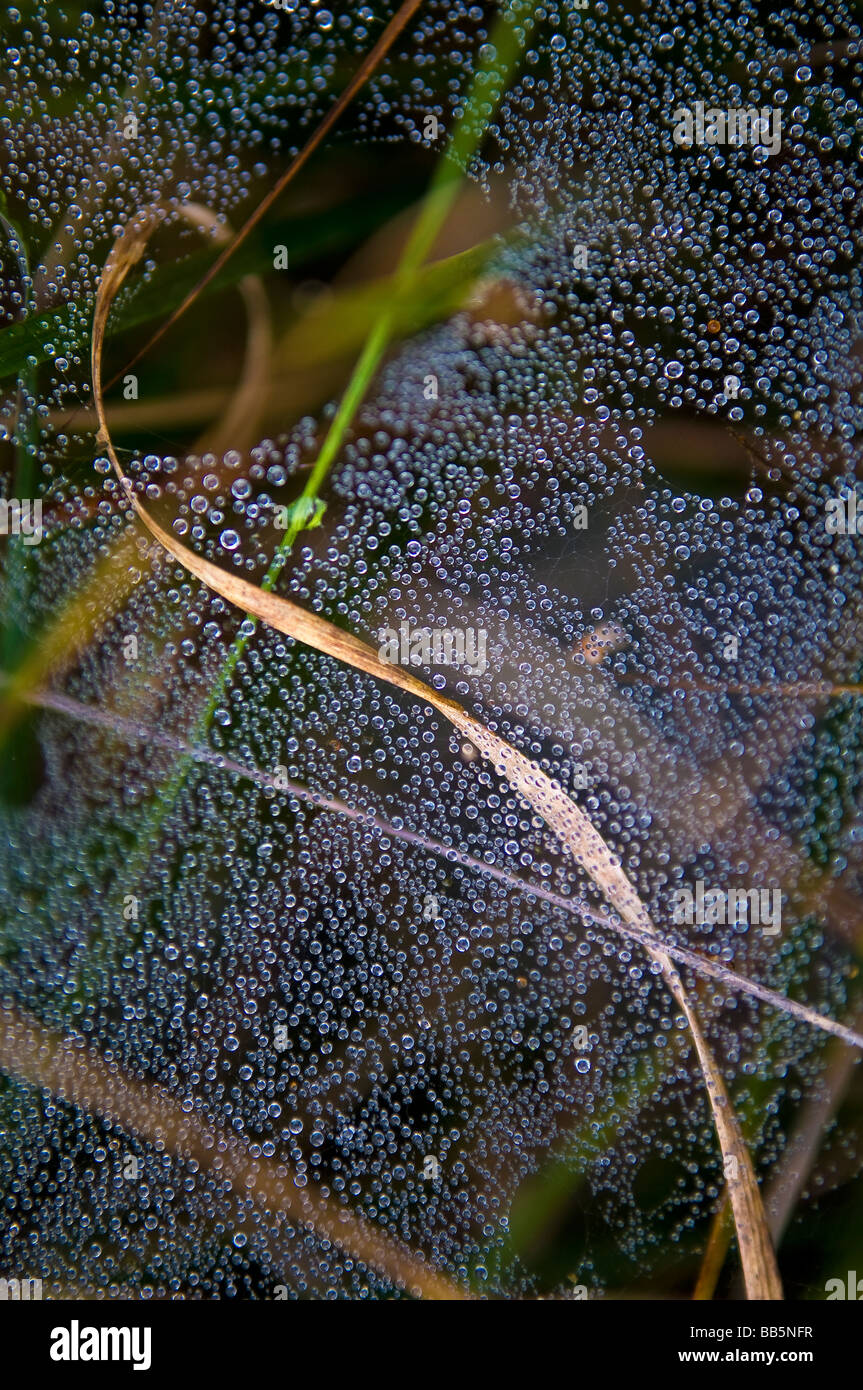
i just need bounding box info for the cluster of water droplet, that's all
[1,0,863,1297]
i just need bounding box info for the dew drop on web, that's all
[0,0,861,1301]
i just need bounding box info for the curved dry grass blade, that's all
[108,0,426,389]
[0,1003,466,1301]
[92,214,783,1300]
